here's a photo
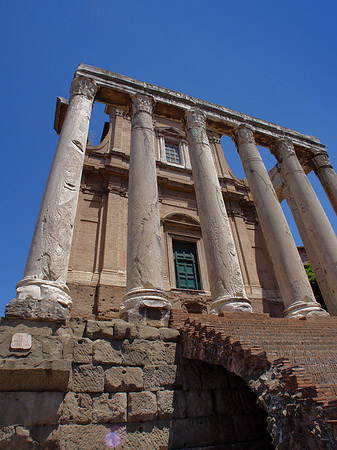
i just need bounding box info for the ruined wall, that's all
[0,317,272,449]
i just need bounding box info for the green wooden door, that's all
[173,241,201,290]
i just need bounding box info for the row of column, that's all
[6,78,337,325]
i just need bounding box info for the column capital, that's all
[273,138,296,162]
[232,124,255,146]
[131,94,154,115]
[70,77,98,102]
[310,152,333,173]
[185,109,206,130]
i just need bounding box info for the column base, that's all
[283,301,329,318]
[120,288,171,327]
[210,296,252,314]
[5,277,72,322]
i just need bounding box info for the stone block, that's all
[71,364,104,393]
[0,392,64,426]
[159,327,180,342]
[136,325,160,341]
[157,390,186,419]
[185,390,213,418]
[59,424,112,450]
[113,319,137,340]
[41,336,63,359]
[93,339,122,364]
[85,320,114,340]
[128,391,157,422]
[122,339,177,366]
[0,359,70,391]
[143,364,178,390]
[92,393,127,423]
[105,366,143,392]
[58,392,92,424]
[73,338,93,363]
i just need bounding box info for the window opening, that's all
[165,141,181,164]
[173,241,201,290]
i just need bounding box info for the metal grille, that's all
[165,142,181,164]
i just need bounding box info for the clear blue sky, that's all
[1,0,337,315]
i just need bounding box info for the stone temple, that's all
[1,64,337,449]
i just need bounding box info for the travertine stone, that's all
[127,391,157,422]
[185,390,213,418]
[58,392,92,424]
[185,110,252,314]
[10,333,32,350]
[143,364,178,390]
[72,338,93,364]
[0,392,64,426]
[311,151,337,215]
[234,126,326,318]
[92,393,127,423]
[120,94,171,326]
[92,339,122,364]
[275,139,337,315]
[105,366,143,392]
[70,364,104,392]
[122,339,176,366]
[6,77,97,322]
[157,390,186,419]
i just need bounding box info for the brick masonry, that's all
[170,310,337,449]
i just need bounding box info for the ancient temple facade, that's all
[2,65,337,449]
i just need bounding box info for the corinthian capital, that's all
[185,109,206,130]
[274,138,296,162]
[70,77,98,102]
[310,152,333,172]
[233,125,255,146]
[132,94,153,115]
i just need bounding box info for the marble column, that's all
[120,94,170,326]
[275,138,337,315]
[310,151,337,215]
[6,77,97,322]
[284,186,333,310]
[233,125,327,318]
[185,110,252,314]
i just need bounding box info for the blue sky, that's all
[1,0,337,315]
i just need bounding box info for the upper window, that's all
[173,240,201,290]
[165,142,181,165]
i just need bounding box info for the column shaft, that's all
[275,139,337,315]
[185,110,251,314]
[311,152,337,215]
[6,77,97,321]
[284,187,332,309]
[120,94,170,326]
[233,125,327,318]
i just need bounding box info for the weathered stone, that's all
[136,325,160,341]
[70,364,104,392]
[128,391,157,422]
[93,339,122,364]
[73,338,93,363]
[159,327,180,342]
[112,319,137,340]
[10,333,32,350]
[5,298,70,322]
[92,393,127,423]
[0,392,64,426]
[58,424,113,450]
[105,366,143,392]
[85,320,114,340]
[143,364,178,390]
[0,359,70,391]
[185,109,251,314]
[122,339,176,366]
[41,336,63,359]
[58,392,92,424]
[157,390,186,419]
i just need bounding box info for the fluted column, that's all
[275,138,337,315]
[233,125,327,318]
[310,152,337,215]
[185,110,251,314]
[6,77,97,321]
[120,94,170,326]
